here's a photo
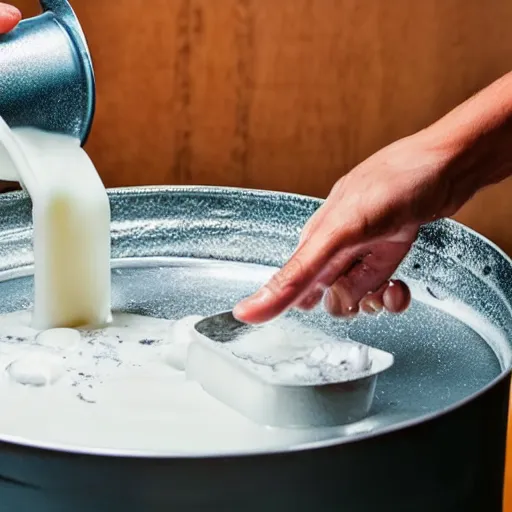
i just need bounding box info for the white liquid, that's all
[0,310,352,454]
[0,121,378,452]
[0,120,111,329]
[7,351,64,387]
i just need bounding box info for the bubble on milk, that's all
[6,351,65,387]
[306,342,370,371]
[241,340,372,385]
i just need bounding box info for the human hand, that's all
[234,132,457,324]
[0,2,20,34]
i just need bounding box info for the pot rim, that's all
[0,184,509,460]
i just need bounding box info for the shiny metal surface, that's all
[0,185,509,448]
[0,186,509,511]
[192,311,394,428]
[195,311,257,343]
[0,0,94,143]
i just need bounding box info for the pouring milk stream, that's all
[0,120,111,329]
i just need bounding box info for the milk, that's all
[0,310,346,454]
[0,119,111,329]
[0,119,372,453]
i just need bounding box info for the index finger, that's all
[233,222,359,323]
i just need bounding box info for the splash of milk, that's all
[0,118,111,329]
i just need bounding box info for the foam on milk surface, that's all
[212,317,373,385]
[0,310,354,453]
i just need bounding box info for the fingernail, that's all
[383,280,411,313]
[344,305,359,317]
[233,287,273,317]
[248,287,273,304]
[324,290,333,310]
[383,282,405,313]
[324,290,341,316]
[367,299,383,313]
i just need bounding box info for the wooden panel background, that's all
[8,0,512,509]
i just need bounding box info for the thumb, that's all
[0,3,21,34]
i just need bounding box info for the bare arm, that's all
[234,72,512,323]
[421,71,512,211]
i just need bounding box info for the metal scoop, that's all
[194,311,256,343]
[191,311,394,428]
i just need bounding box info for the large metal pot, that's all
[0,186,509,512]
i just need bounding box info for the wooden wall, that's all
[8,1,512,509]
[13,0,512,253]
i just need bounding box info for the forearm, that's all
[419,71,512,216]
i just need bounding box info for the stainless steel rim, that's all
[0,185,509,459]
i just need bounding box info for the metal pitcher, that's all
[0,0,95,144]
